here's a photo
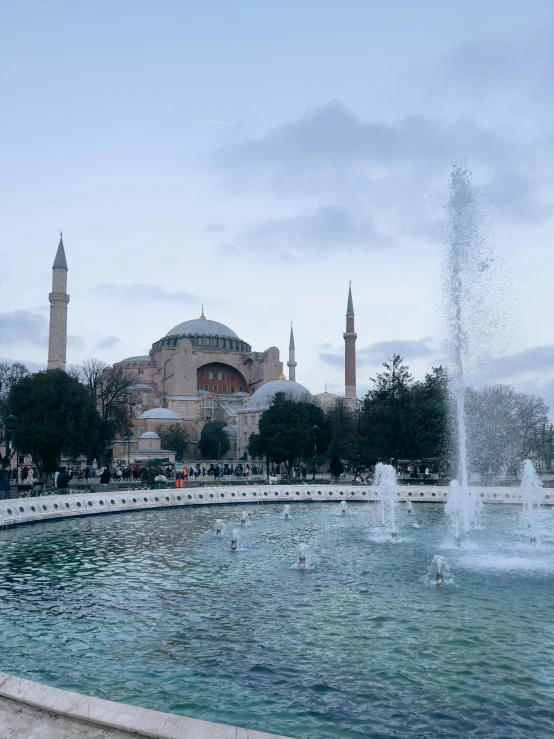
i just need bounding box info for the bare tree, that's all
[75,359,138,463]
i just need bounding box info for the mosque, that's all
[47,235,358,461]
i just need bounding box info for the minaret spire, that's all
[287,322,297,382]
[343,281,357,408]
[47,232,70,371]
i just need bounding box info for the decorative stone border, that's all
[0,672,293,738]
[0,484,549,529]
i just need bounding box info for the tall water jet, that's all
[520,458,542,544]
[283,504,291,520]
[444,164,493,533]
[298,543,309,569]
[375,463,398,539]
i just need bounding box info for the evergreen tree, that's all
[7,370,102,477]
[198,421,230,459]
[156,423,189,461]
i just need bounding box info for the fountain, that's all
[298,543,309,569]
[520,459,542,544]
[375,463,398,539]
[240,511,249,527]
[407,501,413,514]
[215,519,225,536]
[231,529,239,551]
[339,501,347,516]
[283,504,291,520]
[444,164,492,535]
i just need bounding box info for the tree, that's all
[251,392,331,476]
[329,452,344,479]
[0,362,30,424]
[359,354,414,463]
[7,370,102,478]
[74,359,138,464]
[156,423,188,461]
[326,398,358,463]
[198,421,230,459]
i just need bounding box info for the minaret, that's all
[287,323,297,381]
[47,233,69,371]
[343,281,357,407]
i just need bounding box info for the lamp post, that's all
[4,414,15,466]
[311,424,319,481]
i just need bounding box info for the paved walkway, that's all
[0,695,137,739]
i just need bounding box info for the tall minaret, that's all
[47,233,69,371]
[343,281,357,407]
[287,323,297,381]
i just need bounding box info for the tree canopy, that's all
[248,392,331,475]
[156,423,188,461]
[198,421,230,459]
[7,370,102,475]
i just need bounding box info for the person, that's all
[175,470,184,488]
[269,474,277,485]
[0,464,12,500]
[99,466,111,491]
[56,466,70,494]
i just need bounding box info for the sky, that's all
[2,0,554,408]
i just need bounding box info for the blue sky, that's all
[2,1,554,406]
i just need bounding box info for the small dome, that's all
[224,424,238,439]
[166,318,238,339]
[137,408,183,420]
[140,431,160,439]
[122,355,152,362]
[246,379,313,410]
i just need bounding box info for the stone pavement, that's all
[0,695,137,738]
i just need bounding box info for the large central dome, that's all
[166,318,238,338]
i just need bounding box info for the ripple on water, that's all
[0,503,552,739]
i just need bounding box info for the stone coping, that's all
[0,672,294,739]
[0,484,551,529]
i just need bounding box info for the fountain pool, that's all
[0,502,552,738]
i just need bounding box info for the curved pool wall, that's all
[0,484,552,529]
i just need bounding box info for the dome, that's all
[246,379,313,410]
[137,408,183,420]
[140,431,160,439]
[166,318,238,339]
[122,355,153,362]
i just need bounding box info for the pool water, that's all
[0,502,553,738]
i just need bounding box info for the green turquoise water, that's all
[0,502,553,738]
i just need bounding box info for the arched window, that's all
[239,386,244,392]
[222,385,227,393]
[230,386,235,393]
[204,384,209,391]
[213,384,218,392]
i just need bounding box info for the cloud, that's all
[212,101,517,188]
[204,223,227,233]
[0,357,46,373]
[96,336,121,351]
[480,345,554,380]
[92,284,199,304]
[233,205,387,257]
[320,337,436,370]
[67,335,83,350]
[0,310,49,346]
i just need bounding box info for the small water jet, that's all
[231,529,239,551]
[283,504,291,520]
[339,501,347,516]
[520,459,542,544]
[240,511,249,527]
[446,480,465,546]
[431,554,449,586]
[375,463,398,540]
[298,543,309,569]
[407,501,413,514]
[215,519,225,536]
